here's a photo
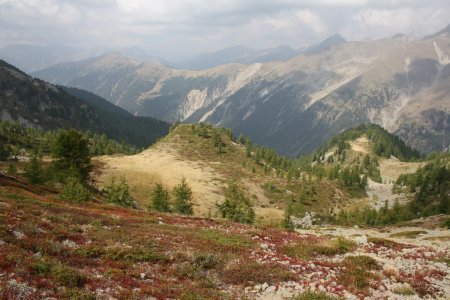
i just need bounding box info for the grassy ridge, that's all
[310,124,422,162]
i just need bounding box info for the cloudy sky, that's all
[0,0,449,60]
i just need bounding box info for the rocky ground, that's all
[251,223,449,299]
[0,173,448,299]
[366,179,410,210]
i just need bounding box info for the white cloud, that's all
[296,10,327,35]
[342,6,450,40]
[0,0,449,60]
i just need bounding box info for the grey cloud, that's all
[0,0,449,61]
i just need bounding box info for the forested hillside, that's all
[0,60,170,148]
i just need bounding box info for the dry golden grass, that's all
[93,125,290,221]
[350,136,370,154]
[94,144,226,216]
[93,125,377,223]
[378,159,422,183]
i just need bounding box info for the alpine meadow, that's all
[0,1,449,299]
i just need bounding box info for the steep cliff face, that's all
[35,26,450,156]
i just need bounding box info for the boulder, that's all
[291,212,316,228]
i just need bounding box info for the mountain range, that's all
[0,34,346,73]
[0,30,449,300]
[170,34,346,70]
[32,25,450,156]
[0,44,165,73]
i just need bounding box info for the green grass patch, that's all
[221,261,295,285]
[280,237,356,260]
[103,247,168,263]
[74,246,105,258]
[434,257,450,267]
[367,237,399,248]
[197,229,254,249]
[0,190,42,205]
[393,285,415,296]
[63,288,96,300]
[389,230,427,239]
[292,291,337,300]
[52,262,87,288]
[176,254,223,281]
[29,257,52,276]
[338,255,380,293]
[441,218,450,229]
[342,255,380,270]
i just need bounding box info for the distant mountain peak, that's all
[435,23,450,36]
[443,23,450,34]
[393,33,406,39]
[423,23,450,40]
[100,51,130,59]
[327,33,346,43]
[275,44,294,50]
[94,51,143,65]
[443,23,450,32]
[305,33,346,55]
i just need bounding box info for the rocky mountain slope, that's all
[0,60,170,147]
[34,25,450,156]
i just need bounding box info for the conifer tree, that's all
[24,153,44,184]
[282,204,295,230]
[238,134,245,144]
[245,137,252,158]
[151,183,170,212]
[217,182,255,224]
[59,176,91,203]
[105,176,134,207]
[7,163,16,176]
[52,129,91,182]
[173,177,194,215]
[0,144,9,161]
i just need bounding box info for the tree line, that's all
[0,120,141,159]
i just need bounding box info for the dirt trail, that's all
[94,143,225,216]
